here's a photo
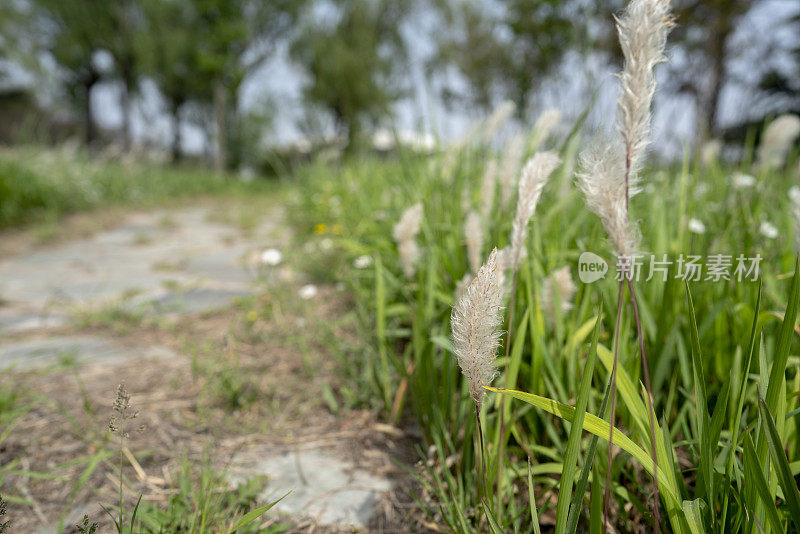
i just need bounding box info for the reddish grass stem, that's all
[603,279,625,534]
[626,276,661,532]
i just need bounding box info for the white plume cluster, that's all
[510,152,561,270]
[530,109,562,151]
[393,202,424,279]
[464,211,484,274]
[577,141,640,256]
[615,0,671,184]
[577,0,671,259]
[540,266,577,319]
[756,114,800,171]
[451,248,505,406]
[483,100,516,143]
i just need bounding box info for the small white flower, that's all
[320,238,333,251]
[299,284,318,300]
[760,221,779,239]
[789,186,800,205]
[732,172,755,189]
[354,255,372,269]
[260,248,282,266]
[688,218,706,235]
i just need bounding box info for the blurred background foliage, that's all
[0,0,797,171]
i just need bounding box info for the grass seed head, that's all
[393,203,424,279]
[510,152,561,270]
[451,248,505,406]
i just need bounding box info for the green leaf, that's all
[765,256,799,416]
[757,390,800,530]
[742,433,783,533]
[233,489,292,531]
[528,458,542,534]
[484,387,681,509]
[685,282,712,502]
[681,499,706,534]
[555,311,602,531]
[566,375,613,534]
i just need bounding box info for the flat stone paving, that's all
[1,204,394,530]
[230,445,392,529]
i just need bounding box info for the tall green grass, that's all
[289,124,800,531]
[0,145,270,229]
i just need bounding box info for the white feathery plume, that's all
[577,0,671,260]
[499,132,527,210]
[540,266,577,319]
[483,100,516,143]
[756,114,800,171]
[451,248,505,406]
[615,0,672,188]
[464,211,484,274]
[510,152,561,270]
[479,159,498,220]
[576,141,640,256]
[454,273,472,304]
[393,202,424,279]
[530,108,562,151]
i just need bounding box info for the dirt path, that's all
[0,203,422,533]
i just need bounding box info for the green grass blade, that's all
[233,490,292,531]
[528,458,542,534]
[685,282,713,503]
[743,433,783,533]
[681,499,706,534]
[484,386,682,510]
[565,375,613,534]
[765,256,799,416]
[555,311,602,531]
[757,390,800,530]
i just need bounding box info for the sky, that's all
[82,0,800,159]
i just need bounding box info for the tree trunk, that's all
[213,79,227,174]
[120,81,131,151]
[170,98,183,163]
[697,17,731,141]
[84,75,99,148]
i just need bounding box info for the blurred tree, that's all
[106,0,145,150]
[432,0,590,116]
[192,0,305,171]
[756,10,800,117]
[290,0,409,151]
[667,0,753,139]
[138,0,208,161]
[30,0,117,146]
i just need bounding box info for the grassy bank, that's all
[289,126,800,531]
[0,145,277,230]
